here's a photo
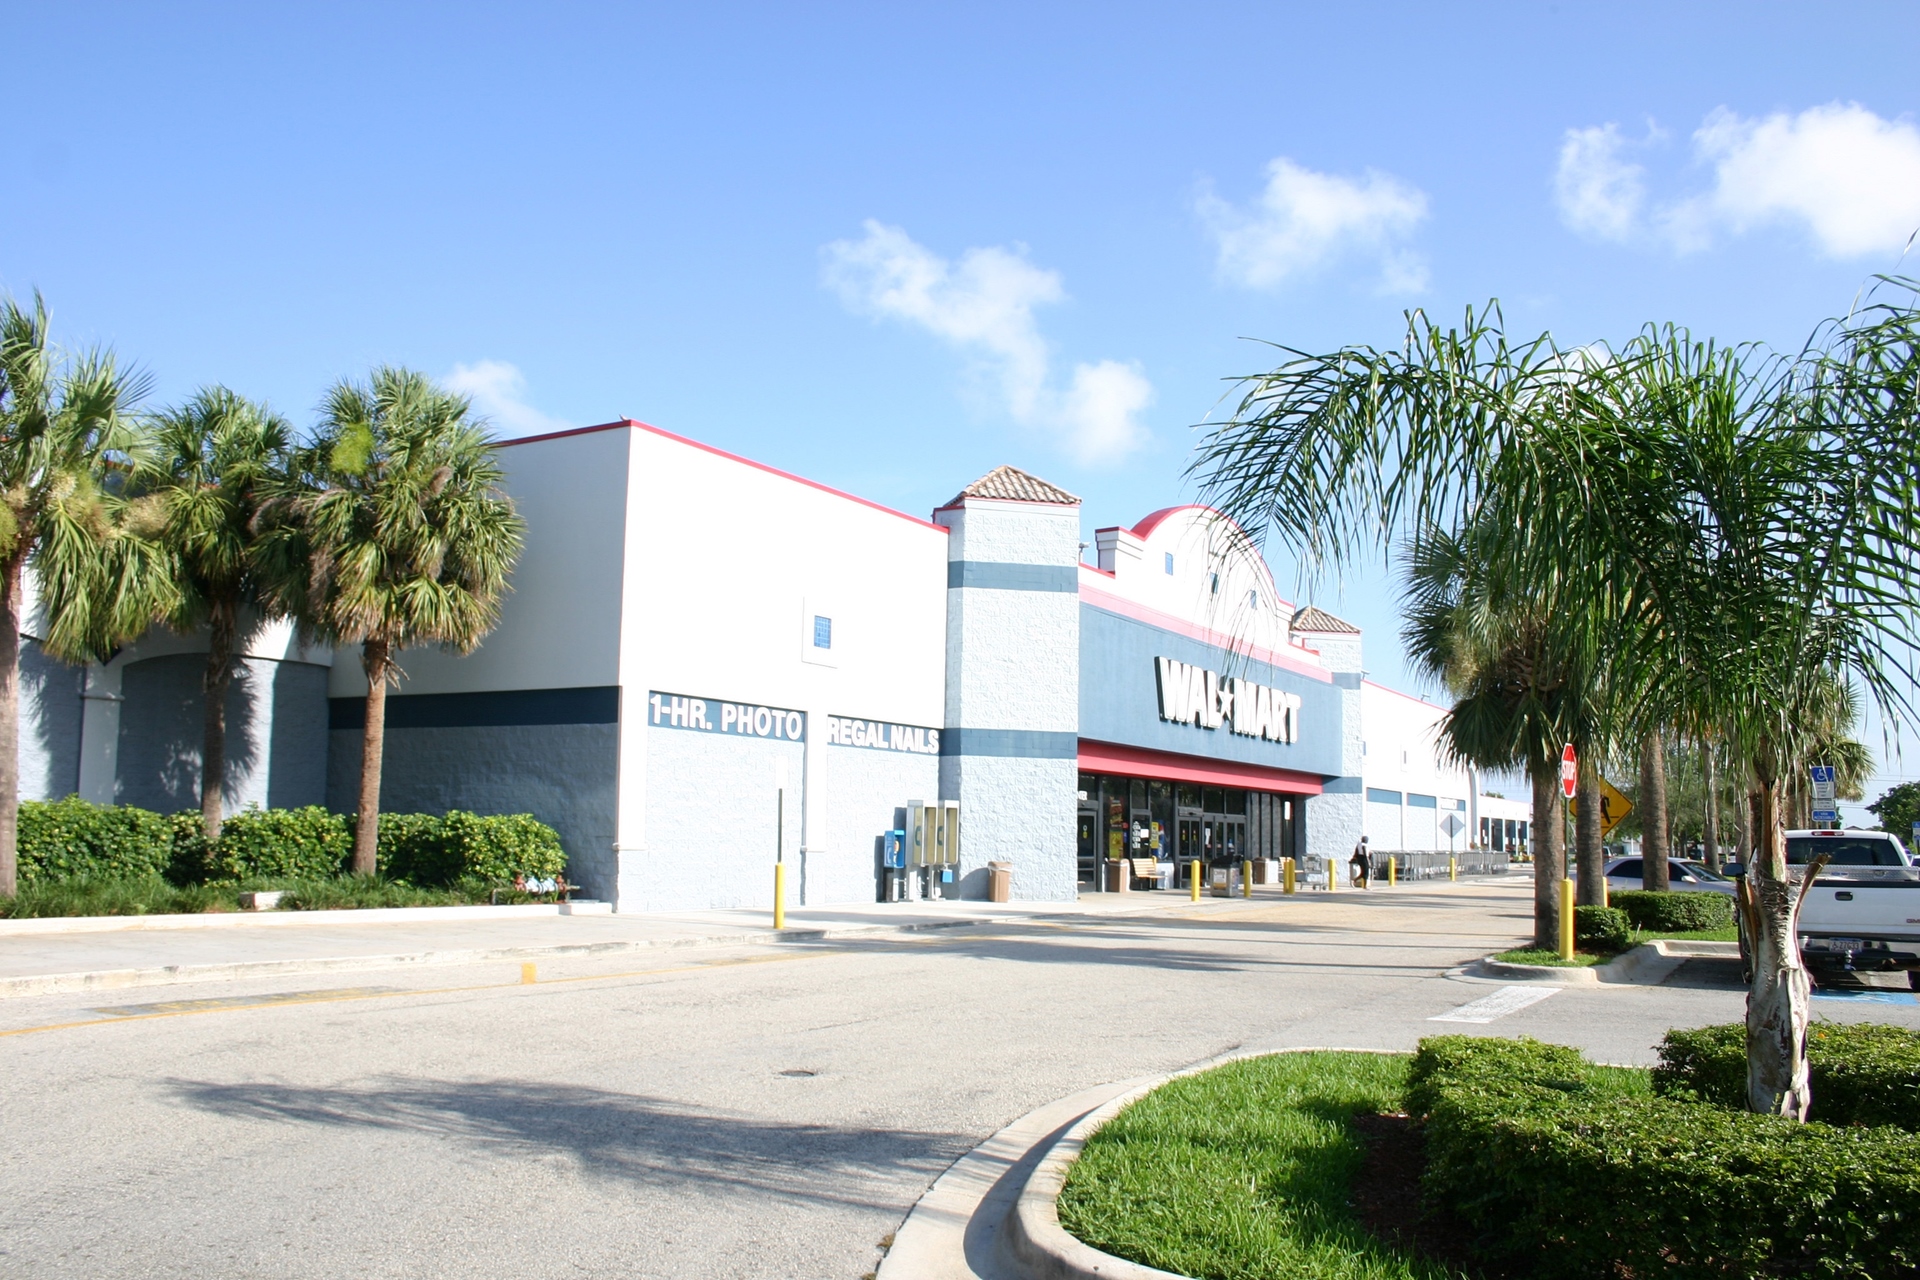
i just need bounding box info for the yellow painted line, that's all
[0,947,842,1040]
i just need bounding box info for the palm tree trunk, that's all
[1703,747,1721,873]
[0,553,21,897]
[1641,732,1671,891]
[1575,753,1605,905]
[200,604,236,841]
[353,638,390,876]
[1531,765,1564,950]
[1740,773,1813,1119]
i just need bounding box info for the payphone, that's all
[905,800,961,900]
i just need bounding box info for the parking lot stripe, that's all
[1429,984,1562,1023]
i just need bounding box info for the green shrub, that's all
[1612,888,1732,932]
[17,797,173,884]
[1573,904,1632,952]
[1410,1034,1920,1278]
[198,806,351,881]
[367,811,567,886]
[1656,1021,1920,1128]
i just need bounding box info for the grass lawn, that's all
[1057,1051,1467,1280]
[0,874,552,918]
[1491,947,1604,967]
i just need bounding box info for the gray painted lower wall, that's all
[19,641,82,801]
[825,746,939,905]
[117,654,328,814]
[939,753,1077,902]
[637,729,804,912]
[327,723,620,902]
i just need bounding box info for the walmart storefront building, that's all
[22,419,1513,910]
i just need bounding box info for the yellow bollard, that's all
[1283,857,1296,894]
[1190,860,1202,902]
[1449,856,1457,882]
[520,962,537,985]
[1558,878,1575,961]
[1602,878,1610,908]
[1388,857,1397,887]
[774,861,786,929]
[1328,854,1337,892]
[1243,860,1252,898]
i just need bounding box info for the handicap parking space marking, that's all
[1430,984,1563,1023]
[1812,988,1919,1005]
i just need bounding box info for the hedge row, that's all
[1612,888,1733,931]
[1409,1035,1920,1278]
[1656,1021,1920,1130]
[18,798,566,887]
[1572,904,1631,952]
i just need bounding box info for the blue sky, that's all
[7,3,1920,815]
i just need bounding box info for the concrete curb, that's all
[0,916,990,1000]
[882,1046,1397,1280]
[1469,938,1737,988]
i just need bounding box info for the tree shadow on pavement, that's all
[165,1076,970,1209]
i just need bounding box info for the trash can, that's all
[988,860,1014,903]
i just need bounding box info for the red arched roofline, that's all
[1127,504,1278,599]
[496,419,948,533]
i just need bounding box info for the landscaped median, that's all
[1016,1025,1920,1280]
[1490,889,1736,973]
[2,797,573,918]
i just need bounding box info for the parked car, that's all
[1603,857,1737,896]
[1738,832,1920,987]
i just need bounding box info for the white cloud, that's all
[1555,123,1646,241]
[822,220,1150,462]
[1199,157,1429,292]
[1667,103,1920,256]
[1558,103,1920,258]
[443,360,572,438]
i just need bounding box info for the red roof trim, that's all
[1077,739,1326,794]
[1078,579,1333,683]
[498,419,948,533]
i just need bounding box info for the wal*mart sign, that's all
[1154,657,1301,744]
[825,716,941,755]
[648,691,805,741]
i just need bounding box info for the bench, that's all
[1128,857,1165,889]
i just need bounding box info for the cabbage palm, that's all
[259,368,523,875]
[1402,520,1588,949]
[0,294,167,896]
[1193,285,1920,1118]
[137,388,292,840]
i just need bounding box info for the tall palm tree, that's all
[1192,287,1920,1118]
[137,388,292,841]
[0,294,169,896]
[1402,520,1588,949]
[259,367,523,875]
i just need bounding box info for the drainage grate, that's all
[778,1069,817,1077]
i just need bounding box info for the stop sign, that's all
[1560,744,1577,799]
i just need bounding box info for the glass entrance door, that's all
[1076,809,1100,890]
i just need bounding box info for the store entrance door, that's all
[1076,809,1100,891]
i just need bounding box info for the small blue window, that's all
[813,615,832,649]
[1367,788,1403,805]
[1164,552,1174,574]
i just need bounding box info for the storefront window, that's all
[1225,789,1247,815]
[1203,787,1224,813]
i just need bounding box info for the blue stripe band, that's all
[330,686,620,731]
[947,561,1078,592]
[939,728,1079,758]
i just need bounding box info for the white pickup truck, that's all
[1773,830,1920,987]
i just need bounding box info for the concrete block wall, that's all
[936,491,1081,902]
[18,641,83,801]
[826,744,939,904]
[638,728,804,912]
[1302,627,1365,863]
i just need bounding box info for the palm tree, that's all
[137,388,292,841]
[1402,520,1587,949]
[1192,287,1920,1118]
[0,294,168,896]
[259,367,523,875]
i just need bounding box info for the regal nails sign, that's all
[1154,657,1301,744]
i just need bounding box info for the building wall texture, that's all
[19,641,83,801]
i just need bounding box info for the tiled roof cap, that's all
[1291,606,1360,634]
[946,465,1080,506]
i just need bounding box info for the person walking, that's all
[1350,836,1370,889]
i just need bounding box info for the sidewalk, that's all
[0,891,1188,999]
